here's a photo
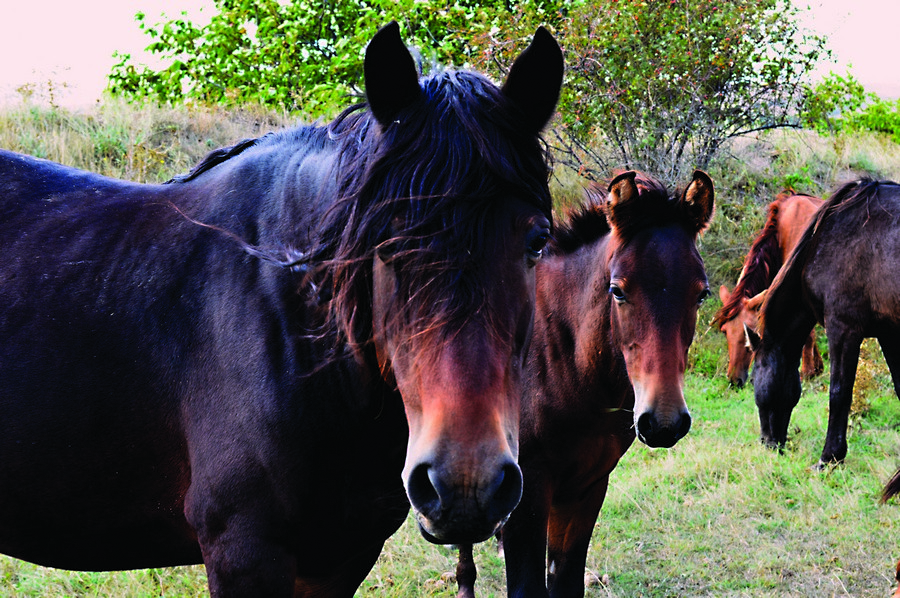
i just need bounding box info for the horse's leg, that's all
[456,543,476,598]
[820,322,863,464]
[293,541,386,597]
[503,469,552,598]
[545,477,609,598]
[876,332,900,398]
[195,514,297,597]
[800,328,824,380]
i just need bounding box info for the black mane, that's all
[309,69,554,348]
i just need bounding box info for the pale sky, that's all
[0,0,897,109]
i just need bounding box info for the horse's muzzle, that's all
[636,409,692,448]
[406,458,522,545]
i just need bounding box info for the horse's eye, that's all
[698,288,712,305]
[609,284,626,304]
[526,232,550,262]
[376,239,400,263]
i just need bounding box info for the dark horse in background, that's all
[713,191,824,387]
[753,179,900,467]
[0,23,563,596]
[457,171,715,598]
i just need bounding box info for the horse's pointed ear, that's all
[746,289,768,312]
[681,170,715,234]
[604,171,639,233]
[365,22,421,127]
[501,27,564,134]
[719,285,731,305]
[744,323,762,353]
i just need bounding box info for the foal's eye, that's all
[526,231,550,262]
[698,288,712,305]
[609,284,627,304]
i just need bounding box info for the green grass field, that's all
[1,101,900,596]
[4,358,899,597]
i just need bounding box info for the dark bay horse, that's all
[753,179,900,466]
[0,23,563,596]
[713,191,824,387]
[457,170,715,598]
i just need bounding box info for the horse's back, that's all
[0,139,406,574]
[776,194,823,257]
[803,182,900,327]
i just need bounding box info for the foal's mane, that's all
[548,172,684,255]
[712,191,813,327]
[758,179,883,338]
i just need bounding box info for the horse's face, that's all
[360,22,562,545]
[718,287,767,387]
[718,286,756,387]
[752,342,800,449]
[372,200,550,544]
[605,171,714,448]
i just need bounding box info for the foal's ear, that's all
[501,27,564,134]
[365,22,421,127]
[680,170,715,235]
[604,170,640,233]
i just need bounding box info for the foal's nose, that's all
[636,409,692,448]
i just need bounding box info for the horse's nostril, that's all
[636,412,652,439]
[407,463,441,516]
[636,410,691,448]
[678,412,692,439]
[485,462,523,524]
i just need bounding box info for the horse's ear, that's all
[681,170,715,234]
[719,285,732,305]
[604,171,640,234]
[501,27,564,134]
[365,22,421,127]
[746,289,768,312]
[744,323,762,353]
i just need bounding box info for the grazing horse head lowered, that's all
[713,191,824,387]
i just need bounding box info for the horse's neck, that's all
[533,241,626,401]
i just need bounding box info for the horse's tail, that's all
[882,466,900,503]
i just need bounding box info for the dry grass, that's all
[0,99,294,183]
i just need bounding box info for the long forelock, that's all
[312,67,553,350]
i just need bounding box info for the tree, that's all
[801,72,900,144]
[553,0,829,183]
[107,0,565,117]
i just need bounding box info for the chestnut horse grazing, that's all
[713,191,824,387]
[457,170,715,598]
[0,23,563,596]
[753,179,900,466]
